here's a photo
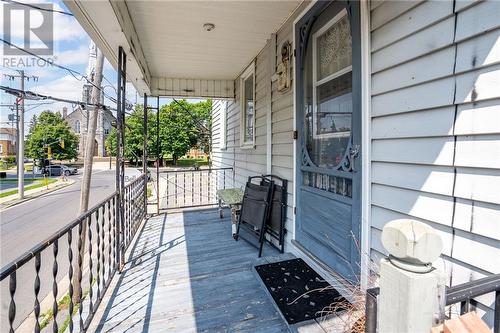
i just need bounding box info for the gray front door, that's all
[295,1,361,282]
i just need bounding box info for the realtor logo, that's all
[3,3,54,55]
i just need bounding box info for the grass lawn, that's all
[0,178,36,183]
[167,158,209,167]
[0,178,57,198]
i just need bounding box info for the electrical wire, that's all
[1,0,74,16]
[0,38,133,110]
[0,85,116,111]
[24,102,57,112]
[171,98,210,133]
[0,103,53,108]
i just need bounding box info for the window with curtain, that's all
[240,63,255,147]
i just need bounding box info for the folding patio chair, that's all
[235,176,274,257]
[261,174,288,253]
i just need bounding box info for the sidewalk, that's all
[0,178,75,209]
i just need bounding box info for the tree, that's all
[25,110,79,161]
[28,114,38,132]
[159,100,199,165]
[105,104,157,164]
[106,100,213,165]
[191,100,212,155]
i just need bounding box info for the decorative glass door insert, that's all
[295,1,361,282]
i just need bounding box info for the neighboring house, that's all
[186,148,208,159]
[0,127,16,157]
[68,0,500,325]
[63,106,115,157]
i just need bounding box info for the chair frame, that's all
[261,174,288,254]
[235,176,274,257]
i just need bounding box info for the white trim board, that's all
[359,0,372,291]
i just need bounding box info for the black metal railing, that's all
[446,274,500,332]
[365,273,500,333]
[0,174,146,333]
[158,167,233,210]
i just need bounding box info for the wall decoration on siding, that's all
[277,41,292,92]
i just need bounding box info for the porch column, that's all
[143,93,148,216]
[156,96,160,214]
[378,219,446,333]
[116,46,127,270]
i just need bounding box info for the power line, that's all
[1,0,74,16]
[1,86,136,118]
[0,38,133,109]
[172,98,210,133]
[0,85,116,111]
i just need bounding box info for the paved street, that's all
[0,169,116,331]
[1,169,116,265]
[0,171,43,192]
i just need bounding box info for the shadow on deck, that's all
[88,208,293,333]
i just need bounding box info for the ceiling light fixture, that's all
[203,23,215,32]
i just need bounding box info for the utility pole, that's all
[73,47,105,303]
[79,50,104,212]
[15,103,19,178]
[4,71,38,199]
[18,71,24,199]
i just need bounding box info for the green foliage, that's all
[160,100,197,164]
[2,156,16,165]
[29,114,38,132]
[174,157,208,167]
[191,100,212,154]
[105,104,157,162]
[25,111,79,160]
[106,100,212,165]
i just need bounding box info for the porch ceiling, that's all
[65,0,302,98]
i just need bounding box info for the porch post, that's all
[143,93,148,217]
[378,219,446,332]
[116,46,127,271]
[156,96,160,213]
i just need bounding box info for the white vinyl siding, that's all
[212,3,500,324]
[370,0,500,324]
[211,3,308,251]
[220,101,227,150]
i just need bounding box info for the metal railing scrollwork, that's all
[159,167,233,210]
[0,173,147,333]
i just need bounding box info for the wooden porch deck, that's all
[87,208,293,333]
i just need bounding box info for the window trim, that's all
[239,62,256,148]
[311,8,352,140]
[220,101,228,150]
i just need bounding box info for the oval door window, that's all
[303,9,352,169]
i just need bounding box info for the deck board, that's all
[87,208,291,333]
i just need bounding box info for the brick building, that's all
[0,127,16,157]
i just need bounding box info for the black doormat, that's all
[255,258,349,324]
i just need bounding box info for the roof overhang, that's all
[64,0,303,99]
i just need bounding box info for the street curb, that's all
[0,180,76,211]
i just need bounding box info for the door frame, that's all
[291,0,372,289]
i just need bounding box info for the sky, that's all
[0,0,205,139]
[0,0,140,135]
